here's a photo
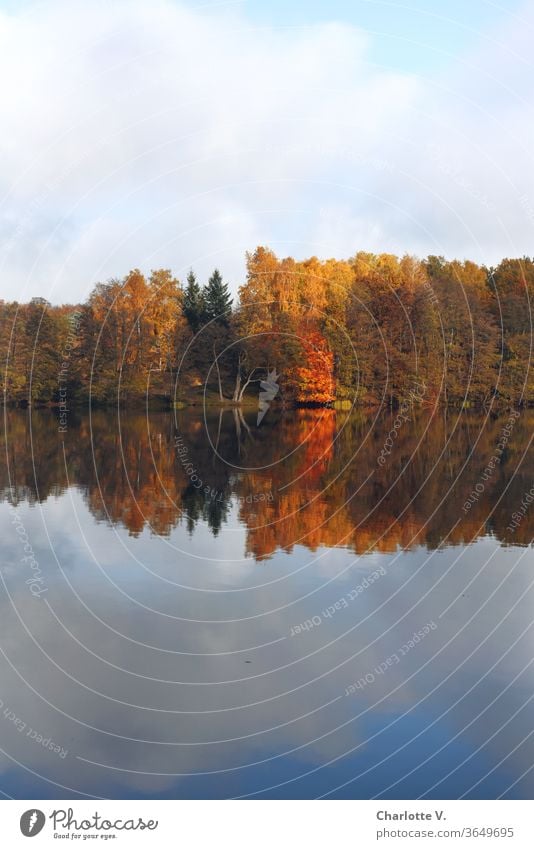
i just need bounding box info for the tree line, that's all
[1,247,533,407]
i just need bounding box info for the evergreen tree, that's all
[203,269,232,325]
[182,270,205,333]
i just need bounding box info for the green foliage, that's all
[203,268,233,325]
[182,270,205,334]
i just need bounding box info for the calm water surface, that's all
[1,406,533,799]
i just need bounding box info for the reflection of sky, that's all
[1,492,534,798]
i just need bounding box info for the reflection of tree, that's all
[1,409,534,555]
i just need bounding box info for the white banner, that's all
[0,800,532,848]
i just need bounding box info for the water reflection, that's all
[2,407,534,553]
[0,408,533,799]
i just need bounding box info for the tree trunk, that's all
[213,343,224,402]
[238,369,261,402]
[232,363,242,402]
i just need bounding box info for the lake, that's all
[1,405,533,799]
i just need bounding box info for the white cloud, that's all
[0,0,532,303]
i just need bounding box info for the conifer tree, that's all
[182,270,205,333]
[203,269,232,325]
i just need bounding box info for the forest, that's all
[1,247,534,408]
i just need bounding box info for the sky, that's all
[0,0,532,303]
